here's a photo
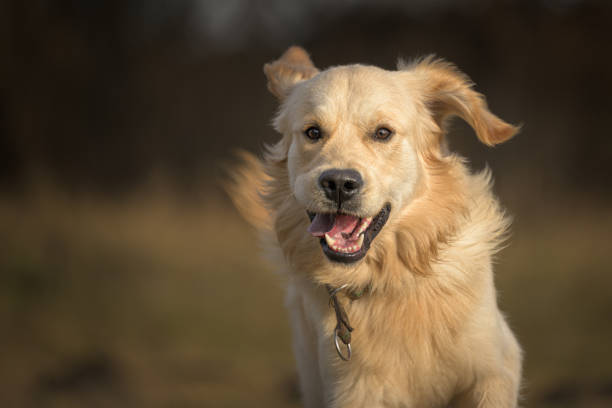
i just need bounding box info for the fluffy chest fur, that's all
[281,171,508,408]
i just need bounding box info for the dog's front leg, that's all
[452,370,520,408]
[453,336,522,408]
[286,284,327,408]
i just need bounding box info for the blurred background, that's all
[1,0,611,407]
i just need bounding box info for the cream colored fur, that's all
[230,46,522,408]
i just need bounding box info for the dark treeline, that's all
[2,0,611,196]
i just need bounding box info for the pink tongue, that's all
[308,213,335,237]
[308,214,360,240]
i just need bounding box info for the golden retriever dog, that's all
[230,46,522,408]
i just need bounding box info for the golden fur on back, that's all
[230,46,522,408]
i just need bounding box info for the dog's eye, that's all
[374,127,393,141]
[305,126,322,141]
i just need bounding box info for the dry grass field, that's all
[1,182,611,407]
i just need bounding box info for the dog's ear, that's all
[264,46,319,100]
[408,57,519,146]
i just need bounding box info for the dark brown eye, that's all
[305,126,322,141]
[374,127,393,141]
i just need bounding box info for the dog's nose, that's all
[318,169,363,204]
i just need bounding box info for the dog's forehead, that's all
[310,65,403,103]
[286,65,413,125]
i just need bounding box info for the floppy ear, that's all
[409,57,519,146]
[263,46,319,100]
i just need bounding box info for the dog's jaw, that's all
[308,203,391,264]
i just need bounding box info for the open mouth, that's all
[307,204,391,264]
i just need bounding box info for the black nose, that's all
[318,169,363,204]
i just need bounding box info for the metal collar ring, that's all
[334,326,352,361]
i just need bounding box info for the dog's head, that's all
[264,46,518,266]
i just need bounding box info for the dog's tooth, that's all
[328,237,344,253]
[358,217,372,234]
[357,234,364,248]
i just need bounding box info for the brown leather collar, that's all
[326,283,371,361]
